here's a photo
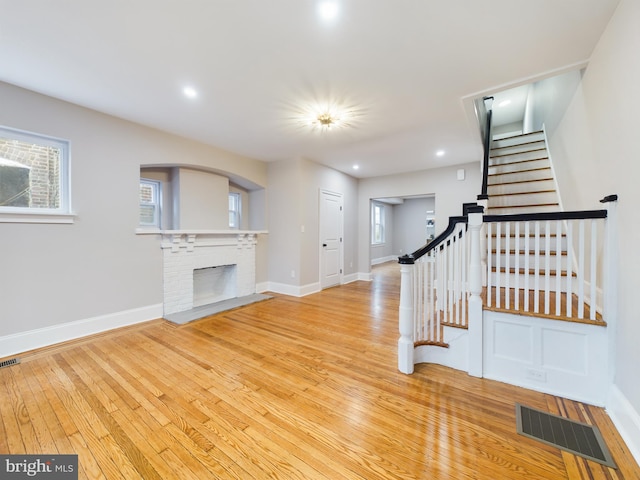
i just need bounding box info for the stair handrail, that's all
[398,215,468,265]
[478,96,493,201]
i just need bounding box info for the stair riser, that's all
[488,191,559,208]
[489,273,574,292]
[490,149,548,165]
[489,158,550,175]
[491,132,545,148]
[487,179,555,195]
[486,204,559,215]
[488,237,568,251]
[490,254,570,270]
[488,168,552,184]
[490,140,546,156]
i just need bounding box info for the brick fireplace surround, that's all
[161,231,262,316]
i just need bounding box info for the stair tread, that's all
[488,167,551,176]
[491,266,576,277]
[490,148,547,158]
[483,287,604,324]
[490,233,566,238]
[491,249,567,256]
[489,190,556,197]
[488,203,560,209]
[488,177,554,186]
[489,157,549,167]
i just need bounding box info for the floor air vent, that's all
[515,404,616,468]
[0,358,20,369]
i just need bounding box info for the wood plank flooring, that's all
[1,262,638,479]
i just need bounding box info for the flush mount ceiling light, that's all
[317,0,339,20]
[183,86,198,99]
[436,150,445,157]
[315,111,341,129]
[303,106,351,132]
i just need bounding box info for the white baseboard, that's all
[607,385,640,466]
[265,281,321,297]
[371,255,397,266]
[358,272,373,281]
[0,304,163,358]
[342,273,359,285]
[256,281,270,293]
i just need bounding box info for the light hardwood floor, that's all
[1,263,638,479]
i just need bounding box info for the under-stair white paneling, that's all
[483,310,609,406]
[414,327,469,372]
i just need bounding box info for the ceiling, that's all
[0,1,619,179]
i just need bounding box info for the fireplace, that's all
[161,232,259,316]
[193,264,237,307]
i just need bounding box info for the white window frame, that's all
[371,202,385,245]
[229,192,241,229]
[0,125,73,224]
[139,178,162,229]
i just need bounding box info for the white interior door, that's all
[319,190,343,289]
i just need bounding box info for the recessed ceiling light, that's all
[183,86,198,99]
[318,0,339,20]
[436,150,445,157]
[353,165,360,170]
[498,99,511,108]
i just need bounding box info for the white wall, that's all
[175,168,229,229]
[547,0,640,460]
[393,196,436,257]
[0,81,267,346]
[358,161,481,275]
[370,201,396,265]
[267,158,358,293]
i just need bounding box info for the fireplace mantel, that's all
[150,230,267,316]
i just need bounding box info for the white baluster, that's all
[555,220,562,316]
[590,219,597,321]
[578,219,585,319]
[544,220,551,315]
[487,223,493,307]
[566,221,573,318]
[505,222,510,309]
[534,221,540,314]
[514,222,520,311]
[496,222,501,308]
[524,222,530,312]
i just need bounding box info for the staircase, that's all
[484,131,580,317]
[486,130,559,215]
[398,129,617,406]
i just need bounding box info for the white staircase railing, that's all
[398,196,618,375]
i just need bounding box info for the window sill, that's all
[0,211,76,224]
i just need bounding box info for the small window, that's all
[371,202,385,245]
[0,125,70,215]
[139,179,161,228]
[229,192,241,229]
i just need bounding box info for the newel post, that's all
[398,255,415,374]
[467,207,484,377]
[600,194,618,385]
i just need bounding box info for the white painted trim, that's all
[354,272,373,281]
[265,282,321,297]
[607,385,640,466]
[371,255,397,266]
[255,281,270,294]
[0,304,163,358]
[0,211,76,224]
[341,273,359,285]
